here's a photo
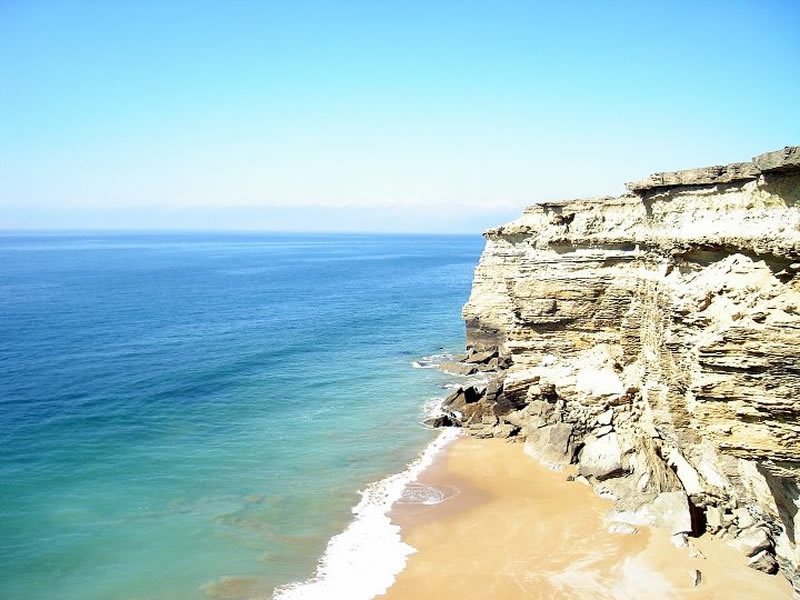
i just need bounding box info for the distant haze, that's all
[1,1,798,233]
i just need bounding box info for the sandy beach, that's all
[380,435,794,600]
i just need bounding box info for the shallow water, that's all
[0,232,482,600]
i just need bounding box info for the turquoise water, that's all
[0,233,483,600]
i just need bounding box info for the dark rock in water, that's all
[476,357,500,372]
[443,386,484,411]
[465,348,499,364]
[462,386,483,404]
[424,414,458,428]
[440,361,479,376]
[443,388,462,407]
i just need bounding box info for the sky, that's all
[1,1,798,233]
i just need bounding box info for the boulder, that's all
[539,382,558,401]
[423,414,457,428]
[748,549,779,574]
[523,423,574,470]
[733,507,756,529]
[490,423,519,439]
[461,399,495,426]
[443,386,483,412]
[652,491,694,535]
[706,506,723,532]
[464,348,498,364]
[597,408,614,426]
[672,533,689,548]
[595,425,614,438]
[611,491,693,535]
[579,433,624,480]
[729,527,772,558]
[476,357,500,371]
[526,400,556,420]
[440,362,478,376]
[484,376,504,401]
[666,448,705,497]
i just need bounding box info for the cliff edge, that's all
[450,146,800,592]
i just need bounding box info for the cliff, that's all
[450,146,800,592]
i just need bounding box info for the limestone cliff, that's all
[455,146,800,591]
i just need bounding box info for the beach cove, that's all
[383,435,794,600]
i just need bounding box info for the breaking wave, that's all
[272,428,461,600]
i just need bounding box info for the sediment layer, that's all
[444,146,800,593]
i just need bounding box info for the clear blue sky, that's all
[1,0,798,233]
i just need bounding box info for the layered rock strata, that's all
[448,146,800,592]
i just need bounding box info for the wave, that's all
[272,428,461,600]
[410,352,456,369]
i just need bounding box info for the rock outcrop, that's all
[453,146,800,592]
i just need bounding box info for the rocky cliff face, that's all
[453,146,800,591]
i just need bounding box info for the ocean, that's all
[0,232,483,600]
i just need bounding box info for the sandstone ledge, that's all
[625,145,800,192]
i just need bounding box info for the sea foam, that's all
[272,427,461,600]
[411,352,455,369]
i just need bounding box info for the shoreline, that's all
[270,428,461,600]
[380,435,794,600]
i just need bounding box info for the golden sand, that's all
[380,436,793,600]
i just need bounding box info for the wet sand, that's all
[380,436,793,600]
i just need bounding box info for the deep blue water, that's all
[0,232,483,600]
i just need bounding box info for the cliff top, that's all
[625,145,800,192]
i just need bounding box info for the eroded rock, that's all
[748,549,780,574]
[579,433,624,480]
[439,362,479,377]
[610,491,693,536]
[523,423,574,470]
[729,527,772,558]
[690,569,703,587]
